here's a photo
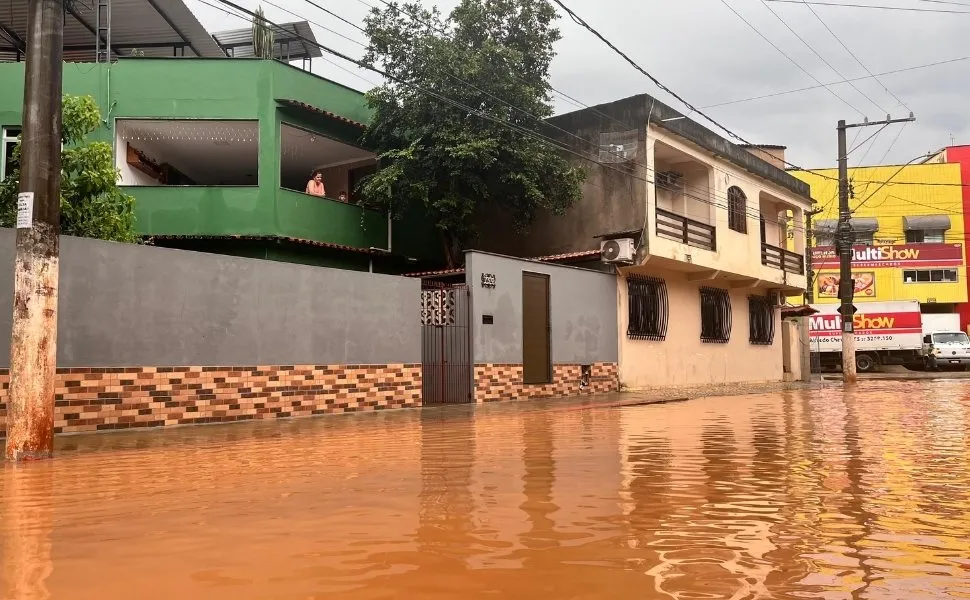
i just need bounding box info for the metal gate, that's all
[421,283,473,404]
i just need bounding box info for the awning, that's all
[0,0,226,61]
[903,214,951,231]
[814,217,878,234]
[276,99,367,130]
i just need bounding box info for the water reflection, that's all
[1,464,53,600]
[3,383,970,598]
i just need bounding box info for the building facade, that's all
[476,94,813,390]
[792,163,968,322]
[0,58,441,272]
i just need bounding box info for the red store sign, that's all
[811,243,964,269]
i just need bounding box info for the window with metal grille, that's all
[627,275,668,340]
[748,296,775,345]
[700,287,732,343]
[727,186,747,234]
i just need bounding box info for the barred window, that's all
[748,295,775,345]
[700,287,732,343]
[727,186,747,234]
[627,275,668,340]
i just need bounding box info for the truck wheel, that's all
[856,354,877,373]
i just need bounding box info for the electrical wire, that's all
[718,0,866,117]
[209,0,817,229]
[290,0,823,218]
[798,0,910,111]
[208,0,961,237]
[765,0,970,14]
[757,0,887,114]
[847,124,889,157]
[703,54,970,109]
[201,0,815,231]
[547,0,860,157]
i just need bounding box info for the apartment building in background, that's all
[468,94,814,390]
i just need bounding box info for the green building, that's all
[0,7,440,272]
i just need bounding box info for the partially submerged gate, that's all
[420,283,473,404]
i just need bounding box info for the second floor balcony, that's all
[117,116,440,264]
[648,136,809,290]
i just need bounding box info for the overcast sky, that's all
[187,0,970,169]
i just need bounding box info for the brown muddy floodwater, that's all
[3,381,970,599]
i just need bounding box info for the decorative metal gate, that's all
[421,283,473,404]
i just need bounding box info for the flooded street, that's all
[3,381,970,599]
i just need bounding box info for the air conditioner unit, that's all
[767,290,786,307]
[600,238,636,264]
[657,171,683,188]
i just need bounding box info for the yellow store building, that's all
[792,163,967,312]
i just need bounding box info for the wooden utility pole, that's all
[5,0,64,462]
[836,114,914,385]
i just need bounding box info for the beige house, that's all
[477,94,812,391]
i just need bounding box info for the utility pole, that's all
[805,208,823,304]
[836,114,915,384]
[5,0,64,462]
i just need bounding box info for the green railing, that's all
[275,188,387,249]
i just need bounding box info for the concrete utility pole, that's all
[5,0,65,462]
[836,114,914,384]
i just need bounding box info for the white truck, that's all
[809,301,924,372]
[922,330,970,371]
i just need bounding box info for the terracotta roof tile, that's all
[276,99,367,129]
[145,234,388,256]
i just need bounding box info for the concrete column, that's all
[798,316,812,382]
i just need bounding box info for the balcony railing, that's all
[761,242,804,275]
[656,207,716,251]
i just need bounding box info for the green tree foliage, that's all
[0,95,137,242]
[253,6,275,60]
[361,0,585,265]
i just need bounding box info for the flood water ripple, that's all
[3,380,970,599]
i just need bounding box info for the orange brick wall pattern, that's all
[0,364,421,438]
[474,363,619,403]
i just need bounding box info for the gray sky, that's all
[187,0,970,170]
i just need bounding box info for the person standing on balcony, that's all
[338,191,348,203]
[306,170,326,197]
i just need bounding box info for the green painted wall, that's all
[0,58,444,265]
[131,186,264,235]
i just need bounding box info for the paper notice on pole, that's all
[16,192,33,229]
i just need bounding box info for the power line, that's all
[702,54,970,109]
[205,0,814,230]
[798,0,910,111]
[757,0,887,114]
[340,0,830,205]
[847,123,889,157]
[549,0,792,145]
[875,122,909,165]
[765,0,970,14]
[201,0,816,230]
[718,0,867,117]
[209,0,949,236]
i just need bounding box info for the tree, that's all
[253,6,275,59]
[361,0,585,266]
[0,94,137,243]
